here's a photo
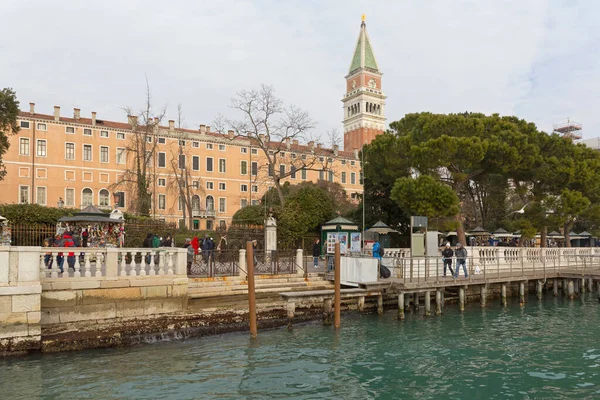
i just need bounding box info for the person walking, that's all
[161,234,173,247]
[62,231,76,273]
[454,243,468,278]
[312,239,320,268]
[372,240,382,261]
[441,242,454,277]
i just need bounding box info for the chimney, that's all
[333,144,339,156]
[259,134,265,142]
[92,111,97,126]
[169,120,175,131]
[227,129,235,139]
[199,124,206,133]
[154,117,159,124]
[53,106,60,121]
[316,143,322,149]
[285,138,291,149]
[353,148,359,159]
[292,139,298,146]
[73,108,81,120]
[29,102,35,114]
[127,115,137,126]
[308,141,315,150]
[205,125,211,133]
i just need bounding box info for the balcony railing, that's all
[192,209,216,218]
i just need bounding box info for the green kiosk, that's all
[320,217,361,271]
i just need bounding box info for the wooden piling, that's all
[581,278,586,294]
[246,241,257,338]
[398,293,405,320]
[536,280,543,300]
[334,242,341,329]
[588,278,593,293]
[323,298,332,325]
[553,279,558,296]
[413,293,419,311]
[480,285,486,307]
[501,284,507,307]
[377,294,384,315]
[358,296,365,312]
[435,290,442,315]
[519,282,525,305]
[459,287,465,311]
[568,280,575,299]
[424,291,431,316]
[287,302,295,328]
[564,279,570,296]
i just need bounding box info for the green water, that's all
[1,294,600,399]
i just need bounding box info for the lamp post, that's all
[113,193,120,209]
[57,197,64,208]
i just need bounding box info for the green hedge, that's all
[0,203,76,224]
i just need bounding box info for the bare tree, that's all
[166,104,204,229]
[326,128,342,150]
[111,80,165,216]
[217,84,335,205]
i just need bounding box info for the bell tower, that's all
[342,15,386,151]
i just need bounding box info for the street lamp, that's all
[57,197,64,208]
[113,193,120,208]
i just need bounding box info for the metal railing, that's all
[380,247,600,285]
[188,250,239,277]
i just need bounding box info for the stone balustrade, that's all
[39,247,187,279]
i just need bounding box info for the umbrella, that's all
[366,221,398,235]
[468,226,490,236]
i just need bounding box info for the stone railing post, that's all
[105,248,119,277]
[174,248,187,276]
[239,249,247,280]
[296,248,304,276]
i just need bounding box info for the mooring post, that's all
[377,294,384,315]
[459,287,465,311]
[334,241,341,329]
[501,283,507,307]
[424,291,431,316]
[404,293,411,311]
[413,293,419,311]
[536,280,543,300]
[357,296,365,312]
[568,280,575,299]
[435,290,442,315]
[398,293,405,320]
[581,278,586,294]
[564,279,570,296]
[287,302,295,328]
[246,241,258,338]
[553,279,558,296]
[323,298,332,325]
[519,282,525,305]
[480,285,487,307]
[588,278,593,293]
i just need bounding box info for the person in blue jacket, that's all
[372,241,382,261]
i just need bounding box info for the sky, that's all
[1,0,599,146]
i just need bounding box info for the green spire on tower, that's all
[348,17,379,74]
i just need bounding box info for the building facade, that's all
[0,18,382,229]
[1,104,363,229]
[342,17,387,152]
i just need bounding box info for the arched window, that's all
[82,188,93,207]
[99,189,110,207]
[192,195,201,212]
[206,195,214,211]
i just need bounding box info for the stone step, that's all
[188,275,327,288]
[188,280,332,295]
[188,283,334,299]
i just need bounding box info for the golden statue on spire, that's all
[362,14,366,22]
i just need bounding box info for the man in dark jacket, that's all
[454,243,468,278]
[441,242,454,277]
[312,239,320,268]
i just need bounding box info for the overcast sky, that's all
[1,0,598,145]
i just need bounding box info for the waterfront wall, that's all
[1,246,189,354]
[0,247,42,355]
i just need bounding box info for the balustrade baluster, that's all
[139,251,148,276]
[74,252,83,278]
[167,251,174,275]
[120,251,127,276]
[149,251,156,275]
[51,252,59,278]
[130,252,138,276]
[157,251,165,275]
[63,252,71,279]
[39,252,47,280]
[95,252,103,277]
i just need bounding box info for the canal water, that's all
[2,294,600,399]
